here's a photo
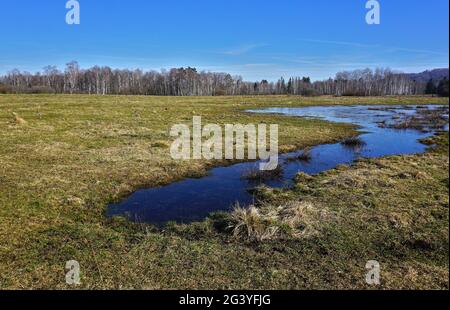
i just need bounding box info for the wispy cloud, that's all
[302,38,448,57]
[386,47,448,56]
[220,44,267,56]
[301,39,379,49]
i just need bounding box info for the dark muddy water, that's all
[107,105,448,226]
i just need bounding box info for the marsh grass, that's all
[341,136,367,148]
[242,165,284,181]
[0,94,448,289]
[228,200,322,242]
[287,147,312,162]
[390,106,449,131]
[229,204,278,242]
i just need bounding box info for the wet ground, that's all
[107,105,449,226]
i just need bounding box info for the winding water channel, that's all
[107,104,448,226]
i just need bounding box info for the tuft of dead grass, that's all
[12,112,27,125]
[228,201,326,242]
[229,204,279,242]
[287,147,312,162]
[241,165,284,181]
[341,136,366,147]
[151,141,170,148]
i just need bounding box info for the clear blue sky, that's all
[0,0,448,81]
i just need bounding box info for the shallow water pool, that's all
[107,105,448,226]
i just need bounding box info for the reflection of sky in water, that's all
[108,105,448,226]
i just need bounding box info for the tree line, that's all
[0,61,448,97]
[425,78,450,97]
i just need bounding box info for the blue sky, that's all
[0,0,448,81]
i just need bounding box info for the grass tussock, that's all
[228,201,326,242]
[12,112,27,125]
[229,204,278,242]
[151,141,170,148]
[288,147,312,162]
[341,136,366,147]
[388,106,449,131]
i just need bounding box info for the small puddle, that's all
[107,105,449,226]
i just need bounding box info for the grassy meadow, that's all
[0,94,448,289]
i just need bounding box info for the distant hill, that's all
[405,68,449,83]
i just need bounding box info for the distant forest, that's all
[0,62,448,97]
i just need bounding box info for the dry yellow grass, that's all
[12,112,27,125]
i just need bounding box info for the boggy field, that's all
[0,94,448,289]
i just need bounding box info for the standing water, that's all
[107,105,449,226]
